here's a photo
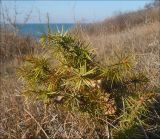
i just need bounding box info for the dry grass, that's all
[76,21,160,88]
[0,5,160,139]
[73,6,159,36]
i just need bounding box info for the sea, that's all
[16,23,75,38]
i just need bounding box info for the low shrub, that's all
[18,32,158,138]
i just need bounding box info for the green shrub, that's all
[18,31,157,138]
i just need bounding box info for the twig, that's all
[137,117,149,139]
[24,108,49,139]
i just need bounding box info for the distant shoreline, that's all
[17,23,75,37]
[1,23,75,37]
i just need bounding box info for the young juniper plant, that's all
[18,31,157,138]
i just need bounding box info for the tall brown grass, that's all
[72,6,159,36]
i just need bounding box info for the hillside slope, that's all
[72,6,160,87]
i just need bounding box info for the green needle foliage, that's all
[18,31,157,138]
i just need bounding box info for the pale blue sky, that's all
[1,0,152,23]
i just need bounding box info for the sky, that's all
[1,0,152,23]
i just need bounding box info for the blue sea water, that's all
[16,23,74,37]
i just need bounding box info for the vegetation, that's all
[0,1,159,139]
[17,31,159,138]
